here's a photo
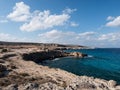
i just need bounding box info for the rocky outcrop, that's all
[22,50,68,63]
[3,76,120,90]
[22,50,87,63]
[70,52,88,58]
[0,47,120,90]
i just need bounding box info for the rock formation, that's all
[0,46,120,90]
[22,50,68,63]
[70,52,88,58]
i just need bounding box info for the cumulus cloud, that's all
[0,33,10,40]
[7,2,76,32]
[98,33,120,41]
[38,30,76,43]
[106,16,115,21]
[0,33,32,42]
[20,10,70,32]
[77,31,96,41]
[106,16,120,27]
[70,22,79,27]
[78,32,95,36]
[7,2,30,22]
[38,30,96,44]
[62,8,77,14]
[38,30,120,47]
[0,33,20,42]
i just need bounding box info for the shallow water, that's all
[42,48,120,84]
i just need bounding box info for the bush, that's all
[1,48,8,53]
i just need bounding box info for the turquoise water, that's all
[42,48,120,84]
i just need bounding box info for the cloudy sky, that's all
[0,0,120,47]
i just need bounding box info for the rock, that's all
[70,52,87,58]
[116,86,120,89]
[23,82,64,90]
[0,64,7,72]
[0,46,120,90]
[24,83,39,90]
[39,82,64,90]
[0,59,5,63]
[5,84,18,90]
[0,64,8,78]
[22,50,67,63]
[108,80,116,88]
[1,48,8,53]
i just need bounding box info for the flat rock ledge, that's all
[0,48,120,90]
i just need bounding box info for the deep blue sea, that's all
[42,48,120,84]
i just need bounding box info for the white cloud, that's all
[70,22,79,27]
[62,8,77,14]
[0,33,32,42]
[38,30,120,47]
[106,16,115,21]
[7,2,78,32]
[7,2,30,22]
[106,16,120,27]
[38,30,96,44]
[77,31,96,41]
[0,33,19,41]
[78,31,95,36]
[0,19,8,23]
[38,30,76,43]
[0,16,8,23]
[7,2,76,32]
[0,33,10,40]
[20,10,70,32]
[98,32,120,41]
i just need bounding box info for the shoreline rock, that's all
[22,50,68,63]
[21,50,88,63]
[69,52,88,58]
[0,47,120,90]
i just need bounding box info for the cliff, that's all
[0,47,120,90]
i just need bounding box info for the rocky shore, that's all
[0,43,120,90]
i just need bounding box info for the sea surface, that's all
[42,48,120,84]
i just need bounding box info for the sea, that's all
[42,48,120,84]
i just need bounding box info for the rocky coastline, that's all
[0,42,120,90]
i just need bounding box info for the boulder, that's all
[108,80,116,88]
[70,52,87,58]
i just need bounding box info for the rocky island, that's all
[0,41,120,90]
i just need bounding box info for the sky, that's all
[0,0,120,47]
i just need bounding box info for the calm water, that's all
[42,48,120,84]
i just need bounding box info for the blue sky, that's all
[0,0,120,47]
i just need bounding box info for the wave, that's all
[87,55,94,58]
[53,58,60,61]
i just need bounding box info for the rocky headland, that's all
[0,41,120,90]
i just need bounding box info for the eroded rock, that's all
[24,83,39,90]
[108,80,116,88]
[5,84,18,90]
[70,52,88,58]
